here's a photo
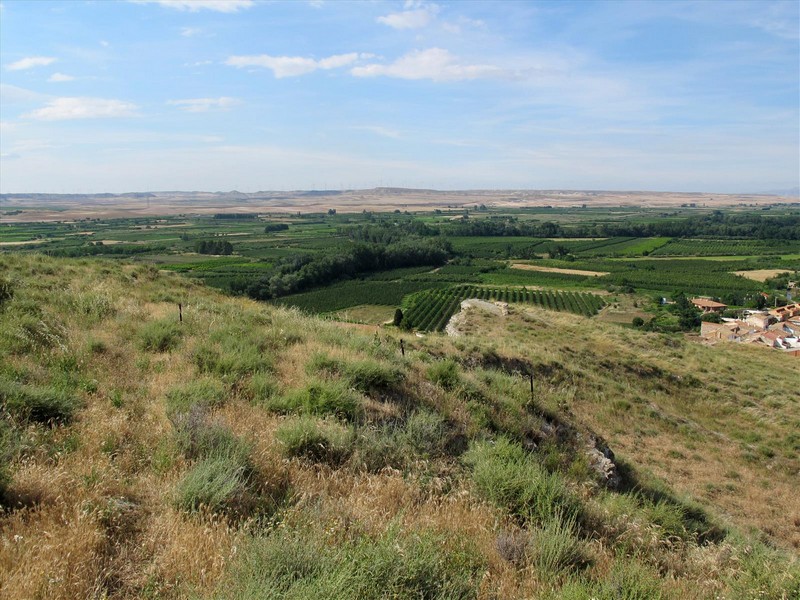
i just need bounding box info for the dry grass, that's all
[1,254,798,600]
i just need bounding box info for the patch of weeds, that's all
[275,416,354,465]
[528,513,587,579]
[172,404,249,463]
[165,378,226,417]
[88,339,107,354]
[110,390,124,408]
[247,373,279,406]
[463,438,580,525]
[0,378,82,424]
[307,353,404,394]
[427,359,460,390]
[267,379,362,421]
[401,409,448,457]
[553,559,664,599]
[215,525,484,600]
[139,319,183,352]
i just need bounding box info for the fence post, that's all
[400,339,405,357]
[529,371,534,399]
[179,303,183,323]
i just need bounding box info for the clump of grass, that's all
[172,404,248,462]
[139,319,183,352]
[165,378,226,417]
[267,379,362,421]
[175,452,250,515]
[215,525,484,599]
[193,339,272,380]
[528,514,587,579]
[463,437,580,525]
[0,418,20,502]
[275,416,354,465]
[247,373,279,406]
[427,359,460,390]
[307,352,404,393]
[0,378,81,424]
[552,559,664,600]
[401,409,448,456]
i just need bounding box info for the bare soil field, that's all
[510,263,610,277]
[1,188,797,222]
[733,269,792,282]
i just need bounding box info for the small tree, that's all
[393,308,403,327]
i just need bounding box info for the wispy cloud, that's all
[355,125,403,139]
[48,73,75,83]
[167,96,239,112]
[226,52,371,78]
[351,48,507,82]
[377,1,439,30]
[25,97,139,121]
[180,26,203,37]
[129,0,253,13]
[6,56,57,71]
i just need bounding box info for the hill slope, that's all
[0,254,797,599]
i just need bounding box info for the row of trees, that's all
[443,213,800,240]
[244,239,451,300]
[195,240,234,255]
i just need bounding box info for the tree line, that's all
[242,238,451,300]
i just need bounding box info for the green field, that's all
[2,207,798,330]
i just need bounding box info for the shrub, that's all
[351,424,405,472]
[175,453,250,514]
[0,378,81,424]
[172,405,249,462]
[193,338,272,379]
[528,514,587,578]
[463,438,580,525]
[275,416,354,465]
[247,373,279,405]
[427,359,460,390]
[0,419,19,502]
[307,354,403,393]
[215,526,484,599]
[401,410,448,456]
[165,378,226,417]
[267,380,362,421]
[139,319,183,352]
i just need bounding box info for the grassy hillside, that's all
[0,254,797,599]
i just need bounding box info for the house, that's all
[691,298,727,313]
[746,312,773,329]
[700,320,760,343]
[769,303,800,322]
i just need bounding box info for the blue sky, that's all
[0,0,798,193]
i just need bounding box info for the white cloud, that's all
[351,48,507,82]
[24,97,139,121]
[377,1,439,29]
[48,73,75,83]
[7,56,57,71]
[129,0,254,12]
[180,27,203,37]
[167,96,239,112]
[226,52,369,78]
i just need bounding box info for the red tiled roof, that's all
[691,298,727,309]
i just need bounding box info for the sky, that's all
[0,0,798,194]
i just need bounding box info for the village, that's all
[694,297,800,357]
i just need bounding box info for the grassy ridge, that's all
[0,254,797,599]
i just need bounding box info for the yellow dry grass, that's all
[510,263,610,276]
[732,268,792,282]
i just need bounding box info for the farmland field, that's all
[2,205,798,331]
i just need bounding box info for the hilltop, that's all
[0,254,797,599]
[2,188,798,222]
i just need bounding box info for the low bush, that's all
[275,416,354,465]
[267,379,362,421]
[463,438,580,525]
[247,373,279,405]
[528,514,587,579]
[0,378,81,424]
[172,405,249,462]
[139,319,183,352]
[175,452,250,514]
[401,409,448,456]
[216,525,484,599]
[165,378,226,417]
[307,353,404,393]
[427,359,460,390]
